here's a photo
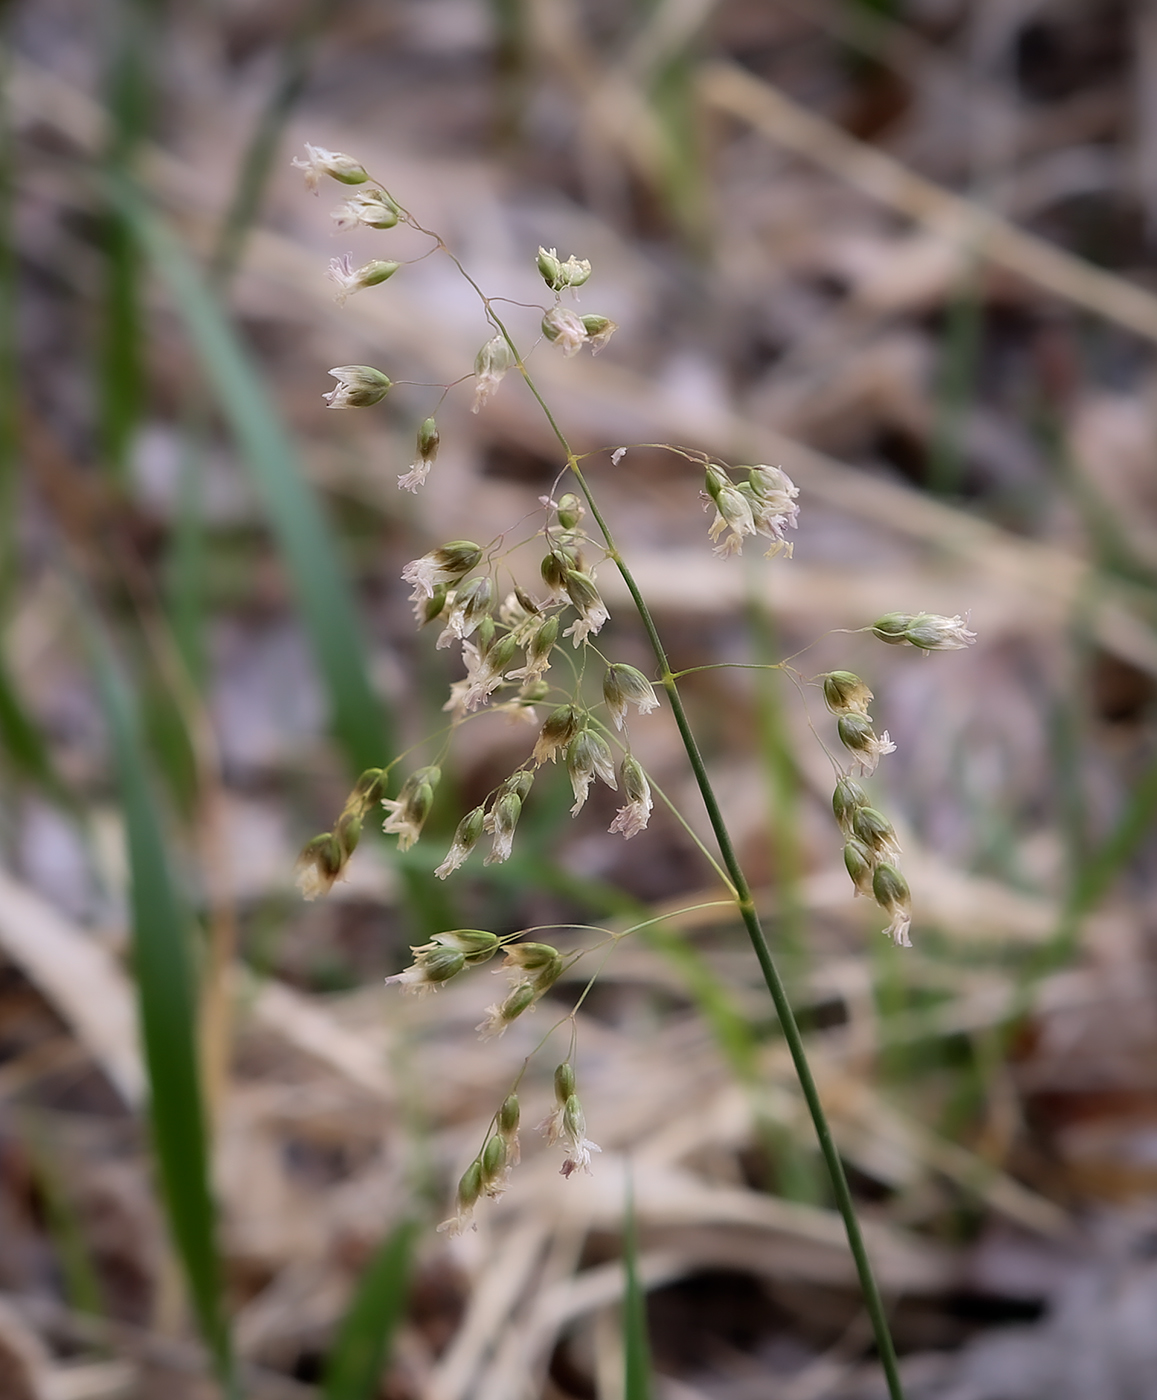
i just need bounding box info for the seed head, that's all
[435,805,486,879]
[832,775,869,833]
[502,942,562,987]
[822,671,873,716]
[483,791,522,865]
[476,980,537,1038]
[500,769,536,803]
[554,1062,576,1104]
[872,862,912,947]
[562,569,609,645]
[566,728,617,814]
[533,704,582,765]
[705,468,757,556]
[436,575,494,648]
[843,837,875,897]
[837,713,896,775]
[330,186,399,229]
[292,143,368,192]
[381,765,441,851]
[602,664,660,729]
[851,805,901,860]
[473,335,515,413]
[536,247,563,288]
[295,832,344,900]
[438,1157,483,1235]
[540,1081,601,1177]
[608,754,653,840]
[540,545,581,596]
[580,314,617,353]
[556,493,584,529]
[535,246,591,292]
[871,612,916,645]
[402,541,482,600]
[431,928,499,962]
[542,305,588,358]
[453,632,520,712]
[746,464,800,556]
[348,767,388,815]
[499,1092,521,1165]
[480,1134,509,1197]
[327,254,400,305]
[398,416,441,492]
[335,811,361,858]
[507,614,558,684]
[323,364,392,409]
[385,943,466,993]
[904,613,977,651]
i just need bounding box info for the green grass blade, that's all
[99,0,158,483]
[89,615,233,1388]
[623,1174,652,1400]
[323,1219,416,1400]
[0,38,18,603]
[0,647,68,798]
[113,180,391,774]
[209,0,329,288]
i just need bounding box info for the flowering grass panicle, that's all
[291,156,977,1374]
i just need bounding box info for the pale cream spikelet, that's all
[821,671,874,716]
[435,806,486,879]
[565,728,617,814]
[323,364,392,409]
[331,186,399,230]
[580,314,617,353]
[295,832,344,901]
[381,765,441,850]
[483,789,523,865]
[851,805,901,862]
[472,334,515,413]
[539,1064,600,1177]
[532,704,582,765]
[498,1093,521,1167]
[542,305,588,358]
[535,246,591,292]
[602,663,660,730]
[837,713,896,775]
[479,1132,510,1200]
[704,465,756,557]
[402,541,482,601]
[746,464,800,557]
[438,1158,482,1236]
[872,611,976,650]
[292,143,368,192]
[872,862,912,947]
[436,575,494,649]
[327,253,399,305]
[562,569,609,645]
[832,775,870,834]
[843,837,875,897]
[476,981,536,1039]
[399,416,440,493]
[507,615,559,685]
[608,754,653,840]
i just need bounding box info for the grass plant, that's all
[287,152,991,1400]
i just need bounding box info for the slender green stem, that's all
[493,322,905,1399]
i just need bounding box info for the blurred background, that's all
[4,0,1157,1396]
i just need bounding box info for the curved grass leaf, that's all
[323,1219,416,1400]
[112,179,390,775]
[90,618,233,1390]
